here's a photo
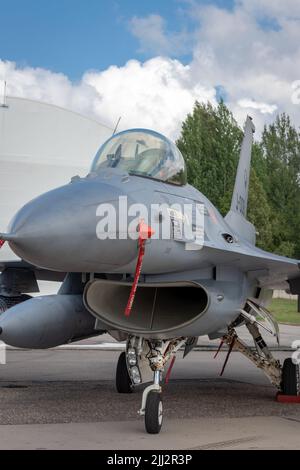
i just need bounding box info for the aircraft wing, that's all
[1,244,299,294]
[203,241,300,292]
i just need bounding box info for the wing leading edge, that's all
[203,241,300,291]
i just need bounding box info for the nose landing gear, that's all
[116,336,187,434]
[138,338,186,434]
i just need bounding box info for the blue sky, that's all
[0,0,299,138]
[0,0,234,79]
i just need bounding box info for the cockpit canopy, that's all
[91,129,187,186]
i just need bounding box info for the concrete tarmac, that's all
[0,348,300,450]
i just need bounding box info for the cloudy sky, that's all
[0,0,300,138]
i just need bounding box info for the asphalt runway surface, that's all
[0,348,300,449]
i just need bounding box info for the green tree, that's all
[177,101,242,214]
[261,114,300,257]
[247,169,273,251]
[177,101,274,251]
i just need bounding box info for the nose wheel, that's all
[145,390,163,434]
[138,338,187,434]
[116,351,133,394]
[139,370,163,434]
[117,337,186,434]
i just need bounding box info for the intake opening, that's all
[84,280,209,335]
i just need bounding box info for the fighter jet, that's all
[0,117,299,434]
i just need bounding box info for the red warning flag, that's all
[124,220,154,317]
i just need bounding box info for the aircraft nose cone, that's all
[8,180,138,272]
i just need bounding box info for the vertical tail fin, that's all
[225,116,256,244]
[231,116,255,218]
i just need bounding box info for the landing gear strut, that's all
[144,372,163,434]
[138,338,186,434]
[221,308,299,396]
[220,325,282,388]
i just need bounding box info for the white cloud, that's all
[128,1,300,133]
[0,58,216,139]
[129,14,191,56]
[1,0,300,140]
[239,0,300,19]
[0,60,100,122]
[84,58,216,138]
[129,15,172,55]
[238,99,278,114]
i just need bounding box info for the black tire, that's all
[145,391,163,434]
[281,358,299,396]
[116,352,133,394]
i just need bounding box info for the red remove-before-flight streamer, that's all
[124,221,155,318]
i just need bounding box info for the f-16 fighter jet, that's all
[0,117,299,434]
